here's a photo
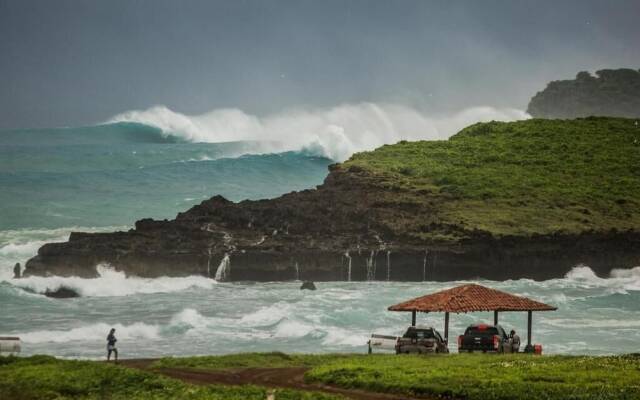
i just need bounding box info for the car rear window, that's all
[404,329,435,339]
[465,326,499,335]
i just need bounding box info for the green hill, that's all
[343,117,640,240]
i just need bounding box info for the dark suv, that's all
[396,326,449,354]
[457,324,509,353]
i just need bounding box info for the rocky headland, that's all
[24,118,640,281]
[528,69,640,119]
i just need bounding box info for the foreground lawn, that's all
[0,355,340,400]
[157,352,640,400]
[307,353,640,400]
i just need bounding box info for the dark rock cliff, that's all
[24,165,640,281]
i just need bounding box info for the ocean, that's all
[1,108,639,359]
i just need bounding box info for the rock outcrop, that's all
[23,166,640,281]
[300,281,317,290]
[528,69,640,119]
[43,287,80,298]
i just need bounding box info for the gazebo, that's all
[388,283,557,351]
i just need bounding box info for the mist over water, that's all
[1,104,638,359]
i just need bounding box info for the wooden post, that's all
[494,310,499,325]
[527,310,533,347]
[444,312,450,344]
[411,310,416,327]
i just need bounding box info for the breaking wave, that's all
[110,103,529,161]
[563,265,640,291]
[10,265,215,297]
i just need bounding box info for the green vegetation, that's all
[0,355,340,400]
[6,353,640,400]
[341,117,640,241]
[307,353,640,400]
[154,353,640,400]
[528,69,640,119]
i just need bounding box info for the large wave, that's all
[110,103,530,161]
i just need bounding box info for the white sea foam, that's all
[169,308,213,330]
[110,103,529,161]
[563,265,640,291]
[240,303,291,326]
[11,264,215,297]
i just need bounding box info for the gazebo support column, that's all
[494,310,499,325]
[527,310,532,346]
[411,310,416,327]
[444,312,450,343]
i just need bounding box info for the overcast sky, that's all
[1,0,639,129]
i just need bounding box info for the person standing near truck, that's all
[107,328,118,362]
[509,329,520,353]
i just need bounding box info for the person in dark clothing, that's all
[107,328,118,362]
[509,329,521,353]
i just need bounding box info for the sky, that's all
[0,0,639,130]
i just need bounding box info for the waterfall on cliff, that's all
[386,251,391,281]
[344,251,352,282]
[423,250,428,281]
[206,246,213,278]
[214,254,230,281]
[366,250,377,281]
[295,262,300,281]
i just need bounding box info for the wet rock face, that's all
[24,167,640,281]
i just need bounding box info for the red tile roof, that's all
[388,284,557,313]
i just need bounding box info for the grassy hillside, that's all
[342,117,640,240]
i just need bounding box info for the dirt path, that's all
[119,359,422,400]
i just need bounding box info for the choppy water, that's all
[2,266,640,358]
[1,118,639,359]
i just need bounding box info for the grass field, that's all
[156,352,640,400]
[3,353,640,399]
[0,355,340,400]
[341,117,640,240]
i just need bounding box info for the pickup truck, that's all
[396,326,449,354]
[457,324,509,353]
[368,326,449,354]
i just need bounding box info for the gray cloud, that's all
[1,0,639,129]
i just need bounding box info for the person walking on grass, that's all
[107,328,118,362]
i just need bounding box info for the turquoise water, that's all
[0,122,331,229]
[1,121,639,358]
